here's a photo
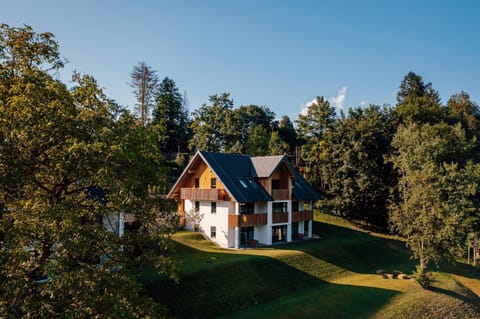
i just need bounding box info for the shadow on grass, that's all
[140,240,401,319]
[427,285,480,307]
[280,221,416,275]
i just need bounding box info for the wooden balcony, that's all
[292,210,313,223]
[228,213,267,227]
[272,212,288,224]
[271,189,290,200]
[180,188,229,201]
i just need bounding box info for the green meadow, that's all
[140,213,480,318]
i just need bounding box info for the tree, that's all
[323,105,397,228]
[395,72,444,124]
[446,91,480,139]
[247,125,270,156]
[151,77,190,154]
[0,24,177,318]
[189,93,235,152]
[389,122,475,287]
[268,131,289,155]
[397,71,440,105]
[231,105,276,153]
[277,115,298,156]
[130,61,159,125]
[295,96,336,188]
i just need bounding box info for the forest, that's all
[1,23,480,317]
[135,58,480,286]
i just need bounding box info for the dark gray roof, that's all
[251,156,285,178]
[169,151,320,203]
[199,151,272,202]
[285,161,322,201]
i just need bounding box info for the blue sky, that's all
[2,0,479,120]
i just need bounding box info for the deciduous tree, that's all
[0,24,177,318]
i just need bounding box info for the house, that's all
[167,151,321,248]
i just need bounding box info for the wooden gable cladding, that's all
[187,157,225,190]
[258,161,292,200]
[170,153,231,200]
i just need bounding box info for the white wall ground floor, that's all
[222,220,313,249]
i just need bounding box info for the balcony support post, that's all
[234,226,240,249]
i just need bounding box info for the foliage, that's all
[189,93,234,152]
[412,265,434,288]
[322,105,397,228]
[389,122,480,280]
[268,131,289,155]
[246,125,270,156]
[396,71,440,105]
[446,91,480,140]
[295,96,335,188]
[0,24,178,318]
[151,77,190,154]
[395,72,444,124]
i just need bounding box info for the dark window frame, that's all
[211,226,216,238]
[211,202,217,214]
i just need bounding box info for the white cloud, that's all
[329,86,348,113]
[300,98,317,115]
[360,100,368,107]
[301,86,348,116]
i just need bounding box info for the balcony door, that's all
[240,226,254,246]
[272,225,287,243]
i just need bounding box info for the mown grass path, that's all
[140,213,480,318]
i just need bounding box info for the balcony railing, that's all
[272,212,288,224]
[228,213,267,227]
[292,210,313,222]
[271,189,289,200]
[180,188,229,201]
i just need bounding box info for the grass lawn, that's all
[139,212,480,318]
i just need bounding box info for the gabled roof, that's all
[167,151,272,203]
[251,155,291,178]
[199,151,272,202]
[168,151,320,203]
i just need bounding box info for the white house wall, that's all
[184,199,230,248]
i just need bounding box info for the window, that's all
[211,178,217,189]
[272,202,287,213]
[211,226,216,238]
[195,201,200,212]
[239,203,254,214]
[272,179,280,189]
[194,178,199,188]
[211,202,217,214]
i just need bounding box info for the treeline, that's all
[136,62,480,281]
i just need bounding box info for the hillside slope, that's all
[141,213,480,318]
